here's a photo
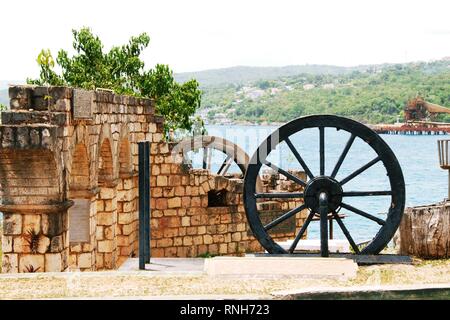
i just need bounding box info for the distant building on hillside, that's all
[322,83,335,89]
[245,89,264,100]
[303,84,315,90]
[270,88,281,95]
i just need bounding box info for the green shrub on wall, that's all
[28,27,203,137]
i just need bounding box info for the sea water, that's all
[203,124,447,242]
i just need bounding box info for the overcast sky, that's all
[1,0,449,80]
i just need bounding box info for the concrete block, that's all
[204,257,358,279]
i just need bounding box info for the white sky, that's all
[1,0,449,80]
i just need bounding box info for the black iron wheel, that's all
[243,115,406,255]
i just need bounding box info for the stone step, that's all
[277,239,352,253]
[204,256,358,279]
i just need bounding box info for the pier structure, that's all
[370,122,450,135]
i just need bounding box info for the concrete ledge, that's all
[278,239,351,253]
[246,253,413,265]
[204,257,358,279]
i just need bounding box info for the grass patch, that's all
[197,252,217,258]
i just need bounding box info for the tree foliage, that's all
[28,27,202,136]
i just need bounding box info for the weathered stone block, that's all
[183,236,193,246]
[181,216,190,227]
[208,244,219,255]
[13,236,31,253]
[219,244,228,254]
[37,235,50,254]
[3,213,22,235]
[78,253,92,269]
[96,253,104,269]
[155,198,168,210]
[160,164,171,174]
[122,224,134,236]
[157,238,173,248]
[117,235,129,247]
[157,175,168,187]
[2,235,13,253]
[204,235,213,245]
[42,213,64,237]
[104,251,117,269]
[118,212,132,225]
[104,199,117,212]
[20,254,45,273]
[45,253,62,272]
[197,226,207,235]
[98,240,114,253]
[193,235,203,245]
[232,233,242,242]
[70,243,82,253]
[2,253,18,273]
[100,187,116,200]
[168,197,181,209]
[50,235,64,253]
[97,212,114,225]
[104,225,115,240]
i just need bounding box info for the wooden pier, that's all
[370,121,450,135]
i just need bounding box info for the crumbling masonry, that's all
[0,85,307,273]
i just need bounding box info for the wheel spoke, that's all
[289,210,315,253]
[255,192,304,199]
[217,155,233,175]
[207,147,212,170]
[342,191,393,197]
[264,204,307,231]
[340,202,386,225]
[332,211,360,254]
[340,156,381,185]
[331,134,356,178]
[202,147,208,169]
[263,161,307,187]
[319,127,325,176]
[285,137,314,180]
[182,150,192,166]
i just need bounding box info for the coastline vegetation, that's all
[201,59,450,125]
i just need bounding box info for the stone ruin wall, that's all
[149,163,307,258]
[0,85,307,273]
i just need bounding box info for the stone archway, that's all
[116,137,139,261]
[67,143,97,271]
[1,86,156,273]
[0,128,70,273]
[96,138,118,270]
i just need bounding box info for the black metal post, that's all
[138,141,151,269]
[144,142,151,263]
[319,192,329,257]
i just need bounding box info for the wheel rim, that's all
[175,135,264,191]
[243,115,406,255]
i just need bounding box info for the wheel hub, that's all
[304,176,343,212]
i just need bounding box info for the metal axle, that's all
[319,192,329,257]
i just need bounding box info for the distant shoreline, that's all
[205,120,377,127]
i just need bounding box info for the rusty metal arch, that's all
[174,135,263,191]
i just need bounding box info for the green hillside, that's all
[200,59,450,125]
[175,64,376,87]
